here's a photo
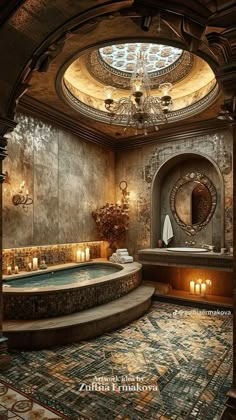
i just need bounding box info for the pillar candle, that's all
[76,250,81,262]
[201,283,206,297]
[206,279,212,294]
[32,257,38,270]
[14,265,19,274]
[190,280,195,294]
[81,251,85,262]
[195,284,200,295]
[85,247,90,262]
[28,262,32,271]
[7,266,12,275]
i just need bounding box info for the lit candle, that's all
[190,280,195,295]
[81,251,85,262]
[195,284,200,295]
[206,279,212,294]
[14,265,19,274]
[85,247,90,262]
[201,283,206,297]
[32,257,38,270]
[28,262,32,271]
[197,278,202,284]
[76,250,81,262]
[7,266,12,275]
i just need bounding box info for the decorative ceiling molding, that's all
[61,77,220,127]
[18,95,115,150]
[17,95,229,152]
[114,118,229,151]
[86,48,193,89]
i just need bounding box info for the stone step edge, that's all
[3,285,155,332]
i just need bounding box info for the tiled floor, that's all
[0,302,232,419]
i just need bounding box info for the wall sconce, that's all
[119,181,130,205]
[12,180,33,212]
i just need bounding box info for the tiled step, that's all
[3,285,155,350]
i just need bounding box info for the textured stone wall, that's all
[3,114,115,248]
[115,131,233,257]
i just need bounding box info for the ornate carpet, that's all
[0,302,232,419]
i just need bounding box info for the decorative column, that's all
[0,115,16,370]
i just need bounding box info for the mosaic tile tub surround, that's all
[3,241,104,275]
[3,264,142,319]
[0,302,232,420]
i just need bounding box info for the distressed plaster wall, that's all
[3,114,115,248]
[115,131,233,257]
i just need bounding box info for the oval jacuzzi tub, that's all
[3,262,142,320]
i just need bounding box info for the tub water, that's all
[3,263,122,289]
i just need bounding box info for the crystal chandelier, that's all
[103,53,173,135]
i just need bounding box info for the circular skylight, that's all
[99,43,183,73]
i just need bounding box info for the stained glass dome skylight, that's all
[99,43,183,74]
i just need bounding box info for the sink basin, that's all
[166,247,208,253]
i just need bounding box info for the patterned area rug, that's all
[0,379,67,419]
[0,302,232,420]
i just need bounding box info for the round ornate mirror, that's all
[170,172,217,236]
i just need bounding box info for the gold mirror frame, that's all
[170,171,217,236]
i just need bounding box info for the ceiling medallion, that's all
[87,44,193,90]
[99,43,182,74]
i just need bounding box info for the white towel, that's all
[116,251,129,256]
[162,215,173,245]
[116,248,127,252]
[120,256,134,263]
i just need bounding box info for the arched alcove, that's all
[151,152,225,249]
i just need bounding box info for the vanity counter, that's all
[138,248,233,271]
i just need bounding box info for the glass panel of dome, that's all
[99,43,183,73]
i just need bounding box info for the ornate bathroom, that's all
[0,1,235,420]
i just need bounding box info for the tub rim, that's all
[3,261,141,294]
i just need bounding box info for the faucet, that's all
[202,244,215,252]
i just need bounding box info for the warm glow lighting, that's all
[201,283,206,297]
[159,82,172,96]
[32,257,38,270]
[103,52,173,135]
[12,179,33,212]
[104,86,116,100]
[76,250,81,262]
[195,284,200,295]
[85,247,90,262]
[190,280,195,295]
[206,279,212,294]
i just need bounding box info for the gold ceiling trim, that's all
[61,79,220,126]
[86,49,194,90]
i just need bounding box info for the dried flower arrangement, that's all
[92,201,129,250]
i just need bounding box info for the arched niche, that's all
[150,152,225,249]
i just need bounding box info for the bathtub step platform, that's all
[3,285,155,349]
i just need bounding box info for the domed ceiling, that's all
[59,42,218,129]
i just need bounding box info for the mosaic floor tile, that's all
[0,302,232,419]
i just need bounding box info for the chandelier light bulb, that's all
[104,86,116,100]
[159,82,172,96]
